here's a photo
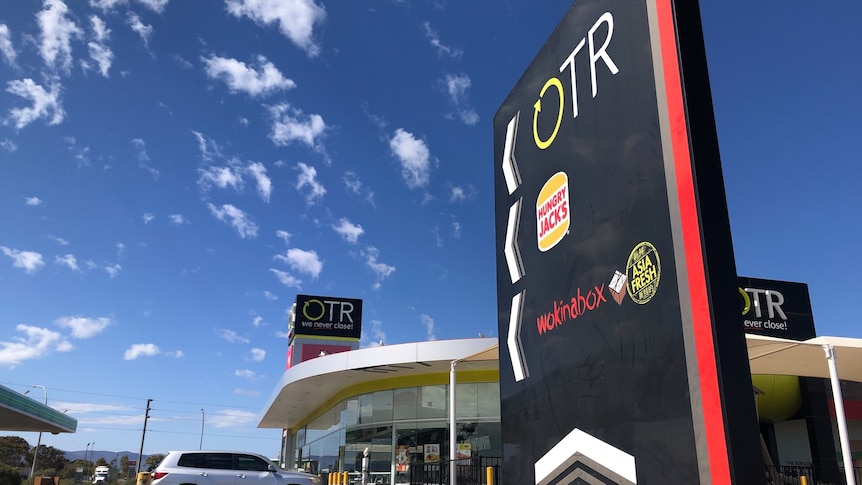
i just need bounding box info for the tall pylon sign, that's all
[493,0,763,483]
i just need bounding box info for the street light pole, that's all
[199,409,205,450]
[29,385,47,480]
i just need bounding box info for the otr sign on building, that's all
[293,294,363,340]
[493,0,763,483]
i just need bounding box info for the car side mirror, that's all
[268,464,278,473]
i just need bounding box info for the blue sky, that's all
[1,0,859,460]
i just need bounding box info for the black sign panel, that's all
[738,276,815,340]
[493,0,761,484]
[293,294,362,339]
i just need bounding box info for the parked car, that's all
[151,451,321,485]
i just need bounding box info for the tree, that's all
[0,436,31,467]
[36,445,68,473]
[120,455,130,478]
[145,454,165,471]
[95,457,108,467]
[0,463,23,485]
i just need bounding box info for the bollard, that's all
[486,466,494,485]
[799,476,808,485]
[137,471,152,485]
[342,471,348,485]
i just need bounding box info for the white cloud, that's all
[233,388,261,397]
[246,161,272,202]
[49,235,69,245]
[362,246,395,282]
[116,242,126,257]
[191,130,223,161]
[166,349,184,358]
[389,129,431,189]
[226,0,326,57]
[361,319,386,348]
[55,254,80,271]
[123,343,160,360]
[249,348,265,361]
[1,139,17,152]
[55,316,112,338]
[87,16,113,77]
[275,230,291,245]
[421,22,462,59]
[1,246,45,274]
[202,54,295,97]
[127,12,153,48]
[275,248,322,278]
[332,218,363,244]
[169,214,188,225]
[219,329,249,344]
[142,212,155,224]
[5,78,65,129]
[234,369,258,381]
[295,162,326,204]
[452,221,461,238]
[25,197,42,206]
[131,138,159,178]
[0,324,72,367]
[419,314,436,340]
[268,103,326,151]
[207,203,258,238]
[0,24,17,66]
[263,290,278,301]
[208,409,257,428]
[343,171,375,206]
[90,0,170,13]
[269,268,301,288]
[198,162,244,192]
[105,263,121,277]
[251,315,264,327]
[442,74,479,125]
[37,0,83,73]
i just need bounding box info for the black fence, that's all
[765,465,862,485]
[408,457,502,485]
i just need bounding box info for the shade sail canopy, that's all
[745,334,862,383]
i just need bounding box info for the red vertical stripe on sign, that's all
[655,1,731,483]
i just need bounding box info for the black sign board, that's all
[738,277,815,340]
[293,294,362,340]
[493,0,761,483]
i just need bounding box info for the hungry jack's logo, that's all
[536,172,570,252]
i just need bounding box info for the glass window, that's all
[456,383,478,419]
[371,390,393,423]
[359,393,373,424]
[235,454,270,471]
[393,387,418,420]
[477,383,501,418]
[418,385,447,419]
[201,453,233,470]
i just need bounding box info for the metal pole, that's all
[29,385,47,480]
[449,360,457,485]
[200,409,205,450]
[137,399,152,476]
[822,345,856,485]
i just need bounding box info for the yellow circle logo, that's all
[302,299,326,320]
[626,242,660,304]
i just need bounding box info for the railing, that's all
[765,465,862,485]
[408,457,502,485]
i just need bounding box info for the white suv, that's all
[151,451,321,485]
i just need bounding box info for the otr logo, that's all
[532,11,620,150]
[302,299,357,323]
[739,288,788,320]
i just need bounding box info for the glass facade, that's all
[285,382,502,485]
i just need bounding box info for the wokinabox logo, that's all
[537,284,606,335]
[537,172,570,252]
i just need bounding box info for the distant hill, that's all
[64,450,152,466]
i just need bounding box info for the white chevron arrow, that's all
[507,290,528,381]
[505,198,524,284]
[502,113,521,195]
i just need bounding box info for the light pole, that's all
[28,385,47,480]
[199,409,205,450]
[86,442,95,478]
